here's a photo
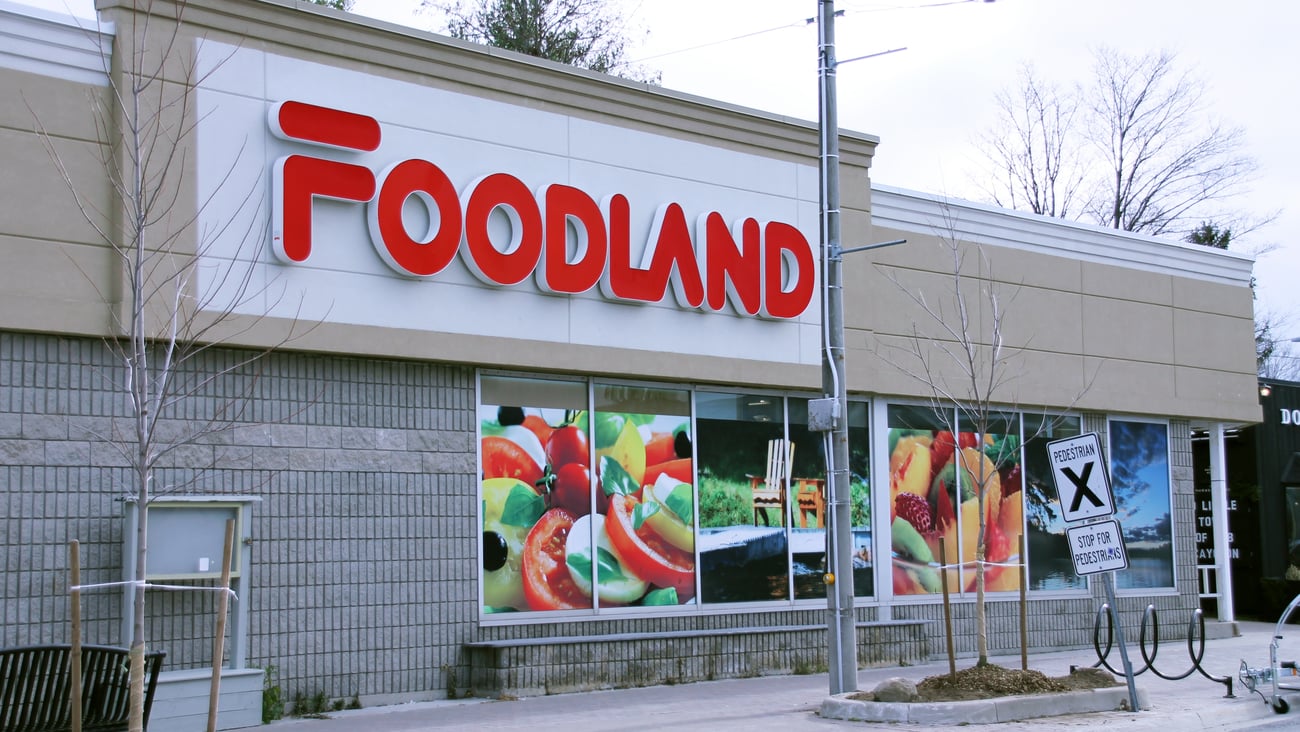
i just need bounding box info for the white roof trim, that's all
[0,1,112,87]
[871,184,1255,288]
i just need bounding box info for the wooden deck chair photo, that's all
[750,438,792,526]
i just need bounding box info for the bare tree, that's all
[1085,47,1259,237]
[976,64,1085,219]
[1257,310,1300,380]
[31,2,300,728]
[424,0,660,82]
[879,207,1093,667]
[977,48,1265,242]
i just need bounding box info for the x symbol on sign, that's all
[1062,462,1105,512]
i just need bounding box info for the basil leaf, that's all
[567,547,628,583]
[594,547,627,581]
[599,455,640,496]
[632,499,660,530]
[665,484,693,524]
[499,484,545,527]
[567,550,593,581]
[641,587,679,606]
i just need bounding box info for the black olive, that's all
[497,406,525,426]
[483,531,509,572]
[674,430,692,459]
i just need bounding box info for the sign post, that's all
[1046,433,1141,713]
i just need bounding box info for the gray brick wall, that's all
[0,331,477,705]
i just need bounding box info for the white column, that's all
[1208,423,1235,621]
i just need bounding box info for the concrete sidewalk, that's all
[265,620,1300,730]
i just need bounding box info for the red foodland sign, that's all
[269,101,817,320]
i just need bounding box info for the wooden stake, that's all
[939,542,956,677]
[69,540,82,732]
[207,519,236,732]
[1019,533,1029,671]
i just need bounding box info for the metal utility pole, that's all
[817,0,857,696]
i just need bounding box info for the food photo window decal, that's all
[1107,419,1175,591]
[887,404,1027,597]
[954,411,1023,594]
[887,404,949,597]
[592,384,696,607]
[479,374,592,613]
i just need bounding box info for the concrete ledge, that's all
[820,686,1151,725]
[467,620,932,697]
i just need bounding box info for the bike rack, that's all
[1091,603,1235,698]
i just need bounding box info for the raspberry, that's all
[895,492,933,533]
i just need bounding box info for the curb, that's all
[820,687,1150,725]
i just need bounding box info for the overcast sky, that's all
[16,0,1299,353]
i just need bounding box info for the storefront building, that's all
[1194,379,1300,621]
[0,0,1261,727]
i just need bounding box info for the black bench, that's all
[0,645,165,732]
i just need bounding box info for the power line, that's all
[617,0,986,69]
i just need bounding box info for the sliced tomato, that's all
[642,458,693,489]
[606,494,694,600]
[521,508,591,611]
[482,435,544,487]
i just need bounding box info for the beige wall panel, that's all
[1000,349,1092,409]
[856,265,972,338]
[1173,309,1258,373]
[868,229,985,280]
[0,69,106,142]
[1081,296,1174,363]
[1076,356,1177,417]
[1081,260,1173,305]
[852,332,941,398]
[0,129,110,246]
[981,244,1085,293]
[997,286,1085,354]
[1172,277,1255,319]
[0,236,112,335]
[840,165,873,212]
[1173,367,1263,424]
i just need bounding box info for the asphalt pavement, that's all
[265,620,1300,730]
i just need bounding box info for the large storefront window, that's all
[1023,414,1086,590]
[696,392,790,603]
[695,392,873,603]
[887,405,1026,596]
[1109,419,1175,590]
[592,384,696,605]
[480,375,590,613]
[479,376,695,614]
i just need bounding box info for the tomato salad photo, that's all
[481,406,696,612]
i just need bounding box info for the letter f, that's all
[270,101,380,264]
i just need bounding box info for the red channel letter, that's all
[761,221,816,319]
[539,184,607,294]
[270,102,379,264]
[702,212,762,316]
[368,159,462,278]
[463,173,543,286]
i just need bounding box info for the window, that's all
[1023,413,1085,591]
[1108,419,1175,591]
[887,405,1026,596]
